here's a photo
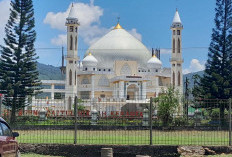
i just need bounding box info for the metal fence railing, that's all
[0,96,231,146]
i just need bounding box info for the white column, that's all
[113,83,116,98]
[119,81,124,99]
[51,84,55,100]
[142,81,147,100]
[91,75,95,99]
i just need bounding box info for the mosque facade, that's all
[60,5,184,110]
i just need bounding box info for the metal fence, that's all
[0,96,231,146]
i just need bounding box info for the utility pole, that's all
[184,77,189,121]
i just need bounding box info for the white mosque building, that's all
[39,5,184,111]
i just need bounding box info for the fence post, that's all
[229,98,231,146]
[149,97,153,145]
[0,95,2,116]
[74,96,77,144]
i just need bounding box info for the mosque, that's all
[40,4,184,111]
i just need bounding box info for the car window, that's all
[0,124,3,136]
[0,122,12,136]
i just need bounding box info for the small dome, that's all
[82,53,98,67]
[77,61,83,67]
[147,55,162,69]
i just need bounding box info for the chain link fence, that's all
[0,95,231,146]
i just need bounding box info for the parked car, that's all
[0,117,20,157]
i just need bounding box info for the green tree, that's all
[0,0,41,124]
[199,0,232,124]
[192,74,202,99]
[154,87,180,126]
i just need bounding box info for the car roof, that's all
[0,117,10,128]
[0,117,7,124]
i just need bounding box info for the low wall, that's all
[20,144,179,157]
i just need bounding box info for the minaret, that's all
[65,3,80,110]
[170,9,183,94]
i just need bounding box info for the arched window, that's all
[173,30,175,35]
[98,76,110,87]
[81,77,89,84]
[70,35,73,50]
[178,71,181,86]
[69,70,72,85]
[120,63,132,75]
[173,39,175,53]
[173,72,175,86]
[75,36,77,50]
[178,38,181,53]
[75,71,76,85]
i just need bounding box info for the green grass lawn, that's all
[15,130,229,146]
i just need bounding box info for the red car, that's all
[0,117,20,157]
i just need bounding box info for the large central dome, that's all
[85,23,151,68]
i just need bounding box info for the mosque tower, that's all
[65,3,80,110]
[170,9,183,94]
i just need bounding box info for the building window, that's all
[103,69,105,71]
[93,68,95,71]
[98,76,110,87]
[178,38,181,53]
[75,36,77,50]
[68,97,72,110]
[173,72,175,86]
[173,30,175,35]
[75,71,76,85]
[75,27,78,32]
[108,69,111,72]
[173,39,175,53]
[148,70,150,72]
[70,26,73,32]
[156,69,158,72]
[85,67,87,71]
[69,70,72,85]
[70,35,73,50]
[177,64,181,67]
[81,77,89,84]
[69,60,73,64]
[172,64,175,67]
[100,94,105,98]
[178,71,181,86]
[177,30,180,35]
[99,69,101,71]
[138,70,140,72]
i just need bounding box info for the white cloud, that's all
[183,59,205,74]
[51,34,66,46]
[44,1,142,46]
[160,48,171,54]
[128,28,142,41]
[0,0,11,45]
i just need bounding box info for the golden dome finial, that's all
[114,17,123,29]
[152,54,157,58]
[88,52,92,56]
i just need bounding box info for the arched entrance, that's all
[127,84,139,100]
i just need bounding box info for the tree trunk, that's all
[10,98,16,124]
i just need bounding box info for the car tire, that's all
[16,151,21,157]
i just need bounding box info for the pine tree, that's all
[0,0,41,124]
[200,0,232,124]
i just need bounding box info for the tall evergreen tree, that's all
[200,0,232,123]
[0,0,41,124]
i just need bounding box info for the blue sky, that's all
[0,0,216,73]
